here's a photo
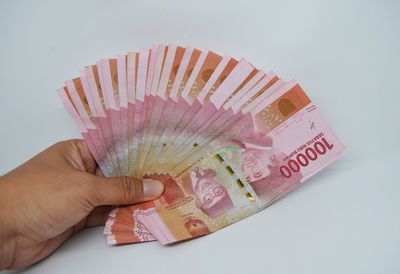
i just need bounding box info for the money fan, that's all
[58,44,344,245]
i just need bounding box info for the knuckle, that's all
[54,139,84,152]
[120,177,136,201]
[54,139,76,147]
[118,177,142,202]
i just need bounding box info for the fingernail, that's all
[143,179,164,198]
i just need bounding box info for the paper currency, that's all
[58,44,344,245]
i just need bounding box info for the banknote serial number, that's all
[279,137,334,178]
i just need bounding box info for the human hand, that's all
[0,140,164,269]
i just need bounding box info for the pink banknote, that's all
[58,44,344,245]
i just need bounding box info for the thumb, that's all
[89,176,164,206]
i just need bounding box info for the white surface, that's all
[1,0,399,273]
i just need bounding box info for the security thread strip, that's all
[215,153,255,202]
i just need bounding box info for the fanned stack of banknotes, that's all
[58,44,344,245]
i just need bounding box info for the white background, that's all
[1,0,399,273]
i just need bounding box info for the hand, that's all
[0,140,164,269]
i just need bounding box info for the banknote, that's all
[130,48,151,177]
[98,58,130,175]
[80,64,122,175]
[145,47,204,173]
[126,51,138,176]
[58,87,115,177]
[154,50,227,164]
[61,79,118,176]
[105,82,343,244]
[104,173,187,244]
[161,59,255,163]
[58,44,344,245]
[141,45,187,172]
[135,45,166,176]
[137,83,344,244]
[161,72,281,174]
